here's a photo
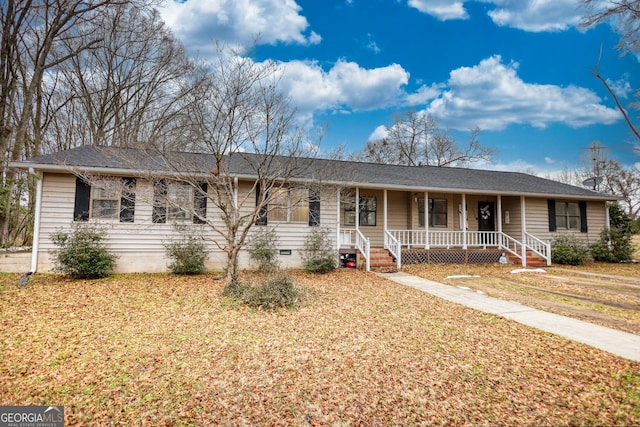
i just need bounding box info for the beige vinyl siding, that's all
[524,197,607,244]
[36,173,340,273]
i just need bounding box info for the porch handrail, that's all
[524,232,551,266]
[355,228,370,271]
[497,232,523,261]
[384,229,402,269]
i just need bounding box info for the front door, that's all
[478,202,495,244]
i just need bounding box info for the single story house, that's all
[9,145,617,273]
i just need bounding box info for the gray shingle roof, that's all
[12,145,616,200]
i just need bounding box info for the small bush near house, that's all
[241,274,301,310]
[302,227,337,274]
[551,234,589,265]
[249,229,280,274]
[222,274,302,310]
[51,223,117,279]
[165,235,207,274]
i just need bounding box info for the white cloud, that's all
[405,83,443,105]
[408,0,583,31]
[544,157,555,164]
[606,75,633,99]
[484,0,583,32]
[277,59,410,113]
[424,55,621,131]
[368,125,389,142]
[158,0,319,56]
[407,0,468,20]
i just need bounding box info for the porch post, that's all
[462,193,467,249]
[520,195,527,267]
[383,189,388,232]
[424,191,429,249]
[355,187,360,230]
[497,195,503,234]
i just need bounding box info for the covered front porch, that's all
[336,188,551,271]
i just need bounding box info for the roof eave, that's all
[10,161,619,201]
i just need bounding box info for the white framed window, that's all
[344,196,377,226]
[267,188,309,223]
[556,201,580,230]
[418,198,448,227]
[90,186,120,219]
[166,182,194,221]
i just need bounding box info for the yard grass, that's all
[1,270,639,426]
[404,261,640,335]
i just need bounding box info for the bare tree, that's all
[52,4,201,149]
[352,110,493,167]
[576,141,640,219]
[139,44,317,284]
[0,0,137,246]
[581,0,640,141]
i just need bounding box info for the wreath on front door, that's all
[480,204,491,220]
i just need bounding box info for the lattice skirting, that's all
[402,249,503,264]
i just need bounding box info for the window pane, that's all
[268,207,288,222]
[568,216,580,229]
[344,210,355,226]
[556,202,567,215]
[433,213,447,227]
[556,216,568,229]
[290,206,308,222]
[167,183,193,220]
[433,199,447,214]
[168,206,191,220]
[92,200,119,219]
[567,202,580,216]
[361,211,376,226]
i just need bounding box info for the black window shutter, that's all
[255,183,267,225]
[194,182,207,224]
[579,201,588,233]
[547,199,556,232]
[120,178,136,223]
[309,189,320,226]
[152,179,167,224]
[73,176,91,221]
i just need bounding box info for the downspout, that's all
[336,188,341,263]
[520,195,527,267]
[29,168,43,274]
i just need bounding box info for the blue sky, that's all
[159,0,640,175]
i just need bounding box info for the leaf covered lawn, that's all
[1,270,639,426]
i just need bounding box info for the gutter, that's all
[9,161,619,202]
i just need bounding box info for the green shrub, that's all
[165,236,207,274]
[302,227,337,273]
[551,234,589,266]
[249,229,280,273]
[591,204,635,263]
[51,223,117,279]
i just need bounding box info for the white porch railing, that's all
[340,228,549,269]
[355,229,370,271]
[524,231,552,266]
[387,229,550,266]
[384,230,402,269]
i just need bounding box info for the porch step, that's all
[368,249,398,271]
[508,251,547,267]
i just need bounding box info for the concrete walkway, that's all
[379,271,640,363]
